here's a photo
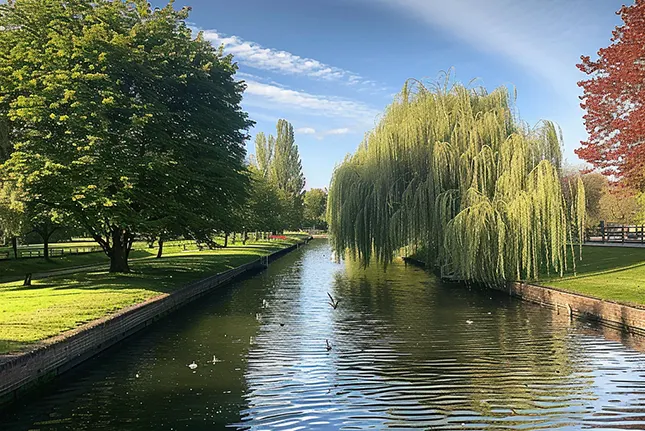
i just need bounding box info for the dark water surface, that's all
[3,240,645,430]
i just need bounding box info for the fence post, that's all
[622,225,625,243]
[600,221,605,243]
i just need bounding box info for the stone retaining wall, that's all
[497,281,645,337]
[0,240,307,408]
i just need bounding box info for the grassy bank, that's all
[0,235,309,355]
[541,246,645,307]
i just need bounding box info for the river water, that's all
[3,239,645,430]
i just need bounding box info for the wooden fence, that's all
[0,246,104,261]
[586,222,645,244]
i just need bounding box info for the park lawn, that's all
[540,246,645,307]
[0,236,308,355]
[0,238,273,282]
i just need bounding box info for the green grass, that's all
[0,235,309,355]
[0,238,280,282]
[540,245,645,307]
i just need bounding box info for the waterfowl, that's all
[188,361,198,370]
[327,292,340,309]
[326,339,333,351]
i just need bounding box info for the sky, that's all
[154,0,626,189]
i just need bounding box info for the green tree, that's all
[251,119,306,231]
[270,119,305,229]
[0,0,252,272]
[303,188,327,229]
[254,132,274,177]
[328,78,585,285]
[0,180,25,258]
[244,165,284,235]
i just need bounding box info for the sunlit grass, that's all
[0,236,308,355]
[540,246,645,307]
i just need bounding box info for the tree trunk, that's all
[232,232,236,244]
[243,231,248,245]
[11,236,18,259]
[43,234,50,261]
[109,228,131,273]
[224,232,229,248]
[157,238,164,259]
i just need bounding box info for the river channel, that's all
[3,239,645,430]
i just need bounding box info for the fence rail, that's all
[0,246,104,261]
[586,222,645,244]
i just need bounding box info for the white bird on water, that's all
[212,355,222,364]
[188,361,198,370]
[466,320,474,325]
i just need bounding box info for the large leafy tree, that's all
[0,0,252,272]
[576,0,645,189]
[303,188,327,229]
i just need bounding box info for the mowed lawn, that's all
[541,245,645,307]
[0,236,307,355]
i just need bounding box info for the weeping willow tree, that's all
[328,77,585,285]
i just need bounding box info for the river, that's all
[3,239,645,430]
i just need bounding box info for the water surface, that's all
[3,240,645,430]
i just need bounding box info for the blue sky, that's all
[156,0,625,189]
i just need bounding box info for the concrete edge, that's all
[0,237,311,410]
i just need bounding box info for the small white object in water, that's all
[135,373,140,378]
[212,355,222,364]
[487,312,492,315]
[188,361,198,370]
[262,299,268,308]
[466,320,474,325]
[255,313,262,321]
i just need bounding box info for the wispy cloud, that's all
[325,128,351,135]
[202,30,377,88]
[369,0,609,96]
[294,126,354,140]
[243,80,380,125]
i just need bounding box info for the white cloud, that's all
[243,80,380,125]
[363,0,622,162]
[296,127,317,135]
[325,128,351,135]
[202,30,375,87]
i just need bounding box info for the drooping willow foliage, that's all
[328,78,586,285]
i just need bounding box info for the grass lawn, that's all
[0,238,270,282]
[540,245,645,307]
[0,235,308,355]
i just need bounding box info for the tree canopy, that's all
[576,0,645,189]
[328,78,585,285]
[0,0,252,271]
[251,119,305,230]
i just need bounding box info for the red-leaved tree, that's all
[576,0,645,189]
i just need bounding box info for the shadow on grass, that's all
[5,251,267,294]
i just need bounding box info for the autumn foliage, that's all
[576,0,645,189]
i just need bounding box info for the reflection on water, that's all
[3,240,645,430]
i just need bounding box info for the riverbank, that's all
[0,234,310,355]
[406,246,645,334]
[0,234,311,409]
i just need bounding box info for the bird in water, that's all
[212,355,222,364]
[466,320,474,325]
[326,339,333,351]
[327,292,340,310]
[188,361,198,370]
